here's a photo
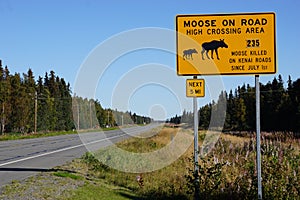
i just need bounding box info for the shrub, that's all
[186,137,300,199]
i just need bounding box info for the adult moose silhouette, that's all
[201,39,228,60]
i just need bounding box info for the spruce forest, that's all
[2,58,300,135]
[0,61,151,134]
[169,75,300,135]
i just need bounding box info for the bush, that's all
[186,137,300,199]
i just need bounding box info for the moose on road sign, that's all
[201,39,228,60]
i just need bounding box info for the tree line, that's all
[72,97,152,130]
[168,75,300,133]
[0,60,152,134]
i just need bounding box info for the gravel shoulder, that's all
[0,159,87,200]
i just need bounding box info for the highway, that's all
[0,124,160,187]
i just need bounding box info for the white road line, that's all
[0,133,127,167]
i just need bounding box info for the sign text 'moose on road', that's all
[176,12,276,75]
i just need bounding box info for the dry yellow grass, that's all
[220,133,250,144]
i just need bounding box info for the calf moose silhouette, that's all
[201,39,228,60]
[183,48,198,60]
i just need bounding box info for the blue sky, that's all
[1,0,300,120]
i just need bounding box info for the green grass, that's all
[67,182,139,200]
[2,127,298,199]
[0,127,120,141]
[74,128,193,200]
[53,171,83,180]
[0,172,85,200]
[0,131,75,141]
[72,128,300,200]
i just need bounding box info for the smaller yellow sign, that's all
[186,79,205,97]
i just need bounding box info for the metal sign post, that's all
[255,75,262,199]
[193,76,200,199]
[185,76,204,199]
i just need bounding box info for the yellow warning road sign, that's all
[186,79,205,97]
[176,12,276,75]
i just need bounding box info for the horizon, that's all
[1,0,299,120]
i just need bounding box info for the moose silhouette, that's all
[201,39,228,60]
[183,48,198,60]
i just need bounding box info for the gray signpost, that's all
[255,75,262,199]
[185,76,204,199]
[193,76,200,199]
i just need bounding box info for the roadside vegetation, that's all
[1,65,300,199]
[0,61,151,135]
[0,130,75,141]
[169,75,300,136]
[1,127,299,199]
[76,128,299,200]
[187,132,300,199]
[0,127,119,141]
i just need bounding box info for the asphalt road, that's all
[0,123,160,187]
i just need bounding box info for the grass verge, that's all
[67,182,139,200]
[0,127,120,141]
[1,128,299,199]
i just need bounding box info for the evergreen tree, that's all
[224,90,234,131]
[37,76,52,131]
[170,74,300,134]
[23,69,36,132]
[290,78,300,131]
[244,84,255,131]
[199,103,211,129]
[0,63,6,134]
[0,66,11,133]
